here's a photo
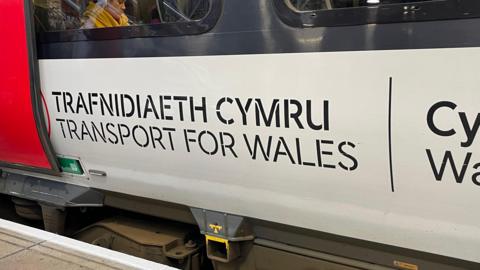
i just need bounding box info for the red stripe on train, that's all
[0,0,52,169]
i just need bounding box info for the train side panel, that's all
[38,47,480,262]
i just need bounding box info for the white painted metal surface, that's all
[0,218,175,269]
[29,47,480,262]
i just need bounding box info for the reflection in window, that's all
[287,0,432,11]
[33,0,210,32]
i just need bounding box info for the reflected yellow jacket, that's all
[83,2,129,28]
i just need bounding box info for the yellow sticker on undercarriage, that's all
[208,224,223,234]
[394,260,419,270]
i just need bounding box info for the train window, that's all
[287,0,432,11]
[275,0,480,27]
[33,0,221,42]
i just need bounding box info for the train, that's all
[1,0,480,269]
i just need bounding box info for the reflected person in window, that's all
[82,0,129,29]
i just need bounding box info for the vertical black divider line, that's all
[388,77,395,192]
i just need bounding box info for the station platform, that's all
[0,218,175,270]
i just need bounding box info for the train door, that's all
[0,0,59,174]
